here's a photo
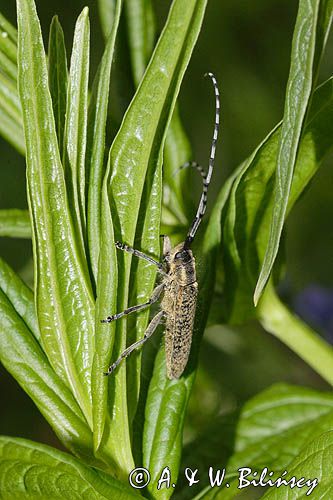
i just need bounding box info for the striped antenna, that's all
[183,72,220,249]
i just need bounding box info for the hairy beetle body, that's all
[162,243,198,378]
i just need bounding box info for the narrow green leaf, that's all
[0,107,24,155]
[123,0,192,440]
[0,14,17,64]
[17,0,95,427]
[0,436,142,499]
[0,12,17,45]
[0,14,23,153]
[163,107,192,227]
[124,0,156,86]
[124,0,192,227]
[93,185,118,461]
[0,71,22,126]
[0,291,94,461]
[0,209,31,238]
[88,0,122,453]
[222,76,333,324]
[0,50,17,81]
[98,0,116,39]
[262,431,333,499]
[48,15,68,157]
[63,7,90,255]
[103,0,208,478]
[0,256,38,339]
[87,0,122,283]
[254,0,333,304]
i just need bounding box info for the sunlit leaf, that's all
[63,7,90,255]
[255,0,333,303]
[222,77,333,324]
[0,437,142,499]
[17,0,95,427]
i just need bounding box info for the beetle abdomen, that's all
[163,281,198,379]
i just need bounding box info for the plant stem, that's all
[257,282,333,386]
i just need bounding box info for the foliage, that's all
[0,0,333,499]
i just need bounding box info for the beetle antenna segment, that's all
[183,72,220,249]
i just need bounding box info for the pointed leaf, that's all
[125,0,156,86]
[87,0,122,282]
[17,0,95,426]
[63,7,90,254]
[48,15,68,157]
[98,0,116,39]
[89,0,122,452]
[255,0,333,303]
[222,76,333,324]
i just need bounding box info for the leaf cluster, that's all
[0,0,333,499]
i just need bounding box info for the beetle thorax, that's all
[167,243,196,286]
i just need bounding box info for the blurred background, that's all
[0,0,333,472]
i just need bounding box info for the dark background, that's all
[0,0,332,453]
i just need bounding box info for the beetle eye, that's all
[174,250,191,262]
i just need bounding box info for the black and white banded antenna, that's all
[183,72,220,250]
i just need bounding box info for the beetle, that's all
[102,72,220,379]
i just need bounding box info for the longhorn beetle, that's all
[102,72,220,379]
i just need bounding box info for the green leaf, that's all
[0,106,24,155]
[0,209,31,238]
[48,15,68,157]
[0,12,17,45]
[88,0,122,453]
[100,0,208,480]
[0,71,22,133]
[228,384,333,473]
[0,436,142,499]
[192,384,333,499]
[0,13,24,154]
[124,0,192,227]
[17,0,95,427]
[254,0,333,304]
[222,76,333,324]
[0,49,17,81]
[0,290,95,462]
[98,0,117,39]
[0,13,17,64]
[262,431,333,499]
[124,0,156,87]
[63,7,90,255]
[0,256,38,339]
[87,0,122,283]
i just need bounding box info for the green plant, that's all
[1,0,333,499]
